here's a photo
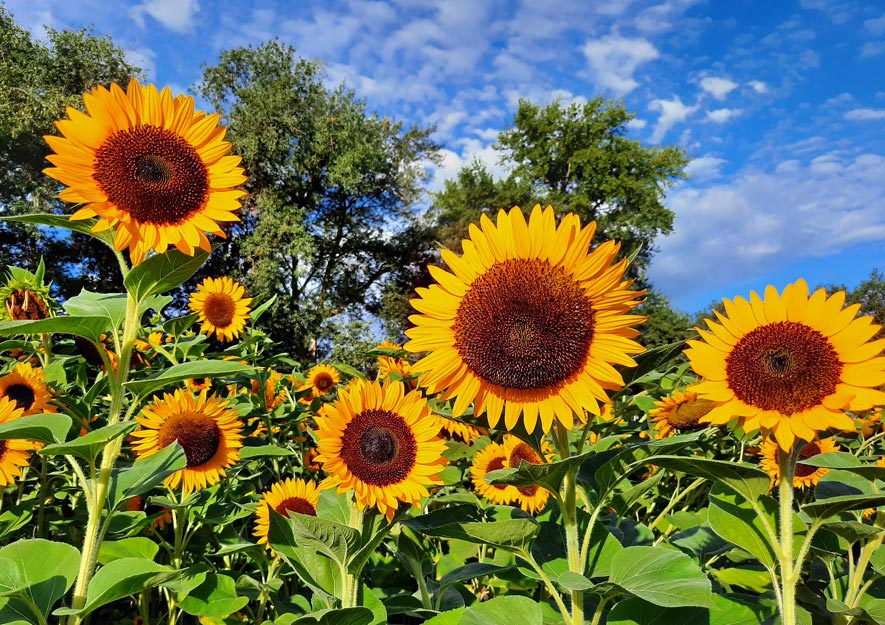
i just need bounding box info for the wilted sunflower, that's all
[314,379,448,520]
[131,389,244,493]
[760,437,839,489]
[189,277,252,342]
[0,397,33,487]
[503,434,554,514]
[686,279,885,450]
[0,262,55,322]
[649,390,716,439]
[405,205,645,434]
[303,364,340,397]
[253,478,322,551]
[0,363,56,415]
[470,441,520,506]
[44,79,246,265]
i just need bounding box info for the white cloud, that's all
[582,34,659,96]
[649,96,698,143]
[845,108,885,121]
[747,80,769,94]
[686,155,727,181]
[864,14,885,34]
[123,47,157,81]
[706,108,742,123]
[129,0,199,32]
[860,42,885,58]
[627,117,647,130]
[699,76,738,100]
[424,138,509,193]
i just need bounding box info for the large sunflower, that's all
[131,389,244,493]
[649,390,716,439]
[253,478,322,551]
[405,205,645,433]
[470,441,520,506]
[44,79,246,265]
[686,279,885,450]
[502,434,553,514]
[760,437,839,489]
[0,397,33,487]
[0,363,56,415]
[189,277,252,342]
[313,379,448,520]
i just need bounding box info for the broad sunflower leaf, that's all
[403,505,539,553]
[707,485,778,569]
[125,360,253,397]
[178,573,248,618]
[0,539,80,622]
[798,452,885,480]
[0,214,116,249]
[63,290,128,328]
[0,316,109,344]
[278,607,374,625]
[0,413,71,445]
[269,509,359,566]
[98,538,159,564]
[614,340,686,390]
[40,421,136,462]
[607,593,770,625]
[124,248,210,302]
[802,495,885,521]
[107,442,187,510]
[647,456,771,502]
[439,563,512,588]
[607,546,716,608]
[460,596,544,625]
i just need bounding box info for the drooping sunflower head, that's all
[0,262,56,322]
[470,441,520,506]
[131,389,244,494]
[0,397,33,488]
[303,364,340,397]
[0,363,56,416]
[686,279,885,450]
[253,478,322,551]
[44,79,247,265]
[502,434,553,514]
[649,390,716,439]
[760,437,839,489]
[189,277,252,342]
[313,378,448,520]
[405,205,645,434]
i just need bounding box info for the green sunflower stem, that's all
[777,445,801,625]
[553,421,584,625]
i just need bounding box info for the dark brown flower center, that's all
[158,412,221,467]
[486,456,508,490]
[339,409,417,486]
[509,441,542,497]
[668,399,716,429]
[6,289,49,321]
[275,496,317,517]
[453,259,595,390]
[5,384,35,411]
[314,373,334,391]
[93,125,209,226]
[0,440,7,459]
[795,442,822,478]
[726,321,842,415]
[203,293,236,328]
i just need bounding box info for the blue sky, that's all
[8,0,885,313]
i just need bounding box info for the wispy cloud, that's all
[706,108,742,123]
[649,96,698,142]
[845,108,885,121]
[582,34,659,96]
[129,0,199,33]
[699,76,738,100]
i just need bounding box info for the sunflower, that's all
[314,379,448,520]
[434,414,485,444]
[131,389,244,494]
[502,434,554,514]
[252,370,286,410]
[405,205,645,434]
[0,397,33,487]
[0,363,56,415]
[686,279,885,450]
[189,277,252,342]
[303,364,340,397]
[649,390,716,439]
[376,341,414,381]
[253,478,322,551]
[43,79,246,265]
[470,441,520,505]
[760,437,840,489]
[0,262,56,322]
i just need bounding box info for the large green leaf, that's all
[98,538,159,564]
[485,446,596,495]
[124,248,210,302]
[802,495,885,521]
[0,539,80,622]
[0,413,71,445]
[707,486,778,569]
[279,607,374,625]
[0,214,115,249]
[403,505,539,553]
[240,445,297,459]
[460,596,543,625]
[607,546,716,608]
[272,510,360,566]
[178,573,249,618]
[40,422,136,462]
[648,456,771,502]
[439,563,512,589]
[607,594,770,625]
[125,360,253,397]
[267,512,339,601]
[0,316,109,343]
[107,442,187,509]
[799,452,885,481]
[614,341,686,390]
[62,290,127,329]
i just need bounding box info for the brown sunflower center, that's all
[158,412,221,467]
[509,442,542,496]
[453,259,595,390]
[795,442,822,478]
[486,456,508,490]
[93,125,209,226]
[275,496,317,517]
[339,409,417,486]
[669,399,716,429]
[0,440,6,459]
[6,289,50,321]
[726,321,842,415]
[203,293,236,328]
[314,373,334,391]
[5,384,35,411]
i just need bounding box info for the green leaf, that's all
[803,495,885,522]
[178,573,249,618]
[823,522,884,544]
[799,452,885,480]
[107,442,187,509]
[0,214,115,249]
[583,520,625,578]
[649,456,771,502]
[98,538,159,565]
[163,313,198,337]
[859,595,885,625]
[0,539,80,621]
[124,248,210,302]
[712,568,772,594]
[607,594,769,625]
[267,512,339,600]
[422,608,465,625]
[0,316,109,343]
[439,563,511,588]
[125,360,254,397]
[557,571,594,591]
[461,596,543,625]
[240,445,296,459]
[614,341,686,390]
[707,485,778,569]
[283,607,374,625]
[0,413,71,445]
[608,546,716,608]
[403,505,539,552]
[62,290,127,329]
[250,294,277,323]
[40,421,136,462]
[485,446,595,495]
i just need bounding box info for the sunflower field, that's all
[0,76,883,625]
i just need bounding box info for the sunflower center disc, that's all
[509,442,541,496]
[795,442,822,478]
[7,289,49,321]
[5,384,35,411]
[0,440,7,458]
[669,399,716,429]
[315,374,334,391]
[486,456,508,490]
[203,293,236,328]
[275,497,317,517]
[454,258,595,390]
[340,409,417,486]
[726,321,842,414]
[158,413,222,467]
[94,125,209,226]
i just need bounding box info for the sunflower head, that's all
[0,261,56,322]
[130,389,244,494]
[0,363,56,416]
[303,364,341,397]
[470,441,520,506]
[313,378,448,520]
[251,370,286,410]
[0,397,33,487]
[760,437,839,489]
[44,79,247,265]
[434,414,485,444]
[649,390,716,439]
[502,434,553,514]
[189,277,252,342]
[686,279,885,450]
[253,478,322,551]
[405,205,645,434]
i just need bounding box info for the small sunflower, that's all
[44,79,246,265]
[253,478,322,551]
[470,441,520,505]
[0,363,56,415]
[131,389,244,494]
[405,205,645,434]
[186,378,212,393]
[686,279,885,450]
[303,364,340,397]
[434,414,485,444]
[649,390,716,439]
[0,397,33,487]
[189,277,252,342]
[314,379,448,520]
[502,434,554,514]
[376,341,414,381]
[760,437,840,489]
[252,370,286,410]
